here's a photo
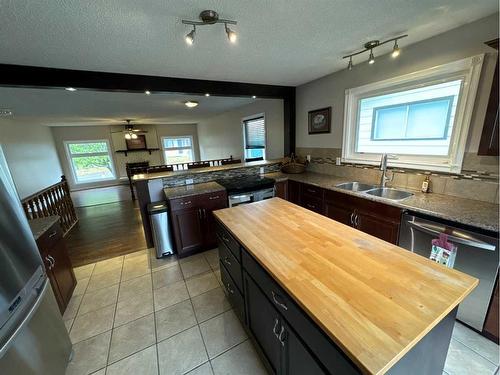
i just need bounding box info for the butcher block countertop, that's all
[213,198,479,375]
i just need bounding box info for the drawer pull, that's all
[48,255,55,268]
[48,230,57,238]
[209,195,220,200]
[306,203,315,209]
[354,214,359,228]
[350,212,355,226]
[272,318,280,337]
[278,325,286,346]
[221,233,230,244]
[223,256,232,266]
[225,283,235,294]
[180,200,192,205]
[306,188,316,194]
[271,291,288,311]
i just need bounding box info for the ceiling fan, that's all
[120,119,148,140]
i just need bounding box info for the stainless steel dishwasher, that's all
[399,212,499,331]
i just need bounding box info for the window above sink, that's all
[342,55,484,173]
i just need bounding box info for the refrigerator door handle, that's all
[0,280,48,358]
[406,220,496,251]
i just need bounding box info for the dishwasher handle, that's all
[406,220,496,251]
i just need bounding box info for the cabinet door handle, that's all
[223,256,232,266]
[272,318,280,337]
[225,283,235,294]
[48,230,57,238]
[350,212,355,226]
[181,200,192,206]
[354,214,359,228]
[48,255,55,269]
[271,291,288,311]
[306,203,315,209]
[278,325,286,346]
[44,256,52,270]
[203,208,207,220]
[221,233,230,244]
[209,195,220,200]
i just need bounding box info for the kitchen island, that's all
[213,198,478,375]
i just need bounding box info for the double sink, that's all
[335,182,414,201]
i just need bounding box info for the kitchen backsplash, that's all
[161,163,281,188]
[296,147,499,204]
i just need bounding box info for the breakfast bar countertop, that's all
[163,181,225,200]
[214,198,479,375]
[265,171,499,232]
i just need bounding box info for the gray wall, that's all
[0,120,63,198]
[296,13,499,157]
[197,99,284,160]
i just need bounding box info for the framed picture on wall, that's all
[308,107,331,134]
[126,134,147,150]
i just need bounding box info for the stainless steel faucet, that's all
[380,154,396,188]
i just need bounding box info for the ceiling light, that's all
[252,95,257,99]
[205,93,210,97]
[145,90,151,95]
[391,40,400,58]
[65,87,77,92]
[368,50,375,64]
[125,133,132,140]
[343,34,407,71]
[225,24,237,43]
[182,10,237,45]
[185,27,196,45]
[131,133,138,139]
[185,101,199,108]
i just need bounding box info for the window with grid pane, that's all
[162,136,194,164]
[65,140,116,184]
[243,116,266,160]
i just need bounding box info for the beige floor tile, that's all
[86,267,122,292]
[179,253,207,264]
[157,326,208,375]
[108,314,156,364]
[204,249,220,270]
[124,249,149,259]
[90,369,106,375]
[118,274,152,302]
[214,269,222,287]
[150,254,178,271]
[444,339,498,375]
[65,331,111,375]
[199,310,247,359]
[154,280,190,311]
[73,277,90,296]
[191,288,232,323]
[64,318,74,332]
[186,272,219,298]
[114,291,154,327]
[73,264,95,280]
[63,294,83,320]
[186,362,214,375]
[69,305,115,344]
[155,300,197,342]
[211,340,267,375]
[180,257,211,279]
[452,322,499,365]
[93,257,123,275]
[152,265,184,289]
[106,345,158,375]
[78,284,119,316]
[121,262,151,282]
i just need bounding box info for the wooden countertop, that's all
[213,198,478,375]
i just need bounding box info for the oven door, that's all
[228,193,254,207]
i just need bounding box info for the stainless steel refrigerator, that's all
[0,147,72,374]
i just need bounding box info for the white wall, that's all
[0,120,63,198]
[197,99,284,160]
[296,13,499,154]
[51,123,201,190]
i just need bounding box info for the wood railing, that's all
[21,176,78,236]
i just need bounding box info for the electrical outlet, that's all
[185,178,194,185]
[259,167,265,174]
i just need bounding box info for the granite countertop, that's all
[29,216,60,240]
[164,181,226,200]
[265,171,499,233]
[133,159,282,182]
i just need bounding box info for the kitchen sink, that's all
[365,188,414,201]
[335,182,378,192]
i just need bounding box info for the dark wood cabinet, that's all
[285,323,326,375]
[478,38,499,156]
[36,221,76,313]
[287,180,301,205]
[274,180,288,200]
[169,191,227,257]
[483,276,499,343]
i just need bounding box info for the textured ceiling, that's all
[0,87,258,126]
[0,1,498,86]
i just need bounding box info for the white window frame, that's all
[64,139,116,184]
[242,113,267,160]
[161,135,195,164]
[342,55,484,173]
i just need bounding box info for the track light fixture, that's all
[343,34,407,70]
[182,10,237,45]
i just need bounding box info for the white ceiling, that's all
[0,1,497,86]
[0,87,257,126]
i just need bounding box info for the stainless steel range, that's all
[216,176,275,207]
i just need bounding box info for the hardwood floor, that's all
[71,185,131,207]
[65,199,147,267]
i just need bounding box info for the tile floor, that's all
[65,248,267,375]
[66,248,500,375]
